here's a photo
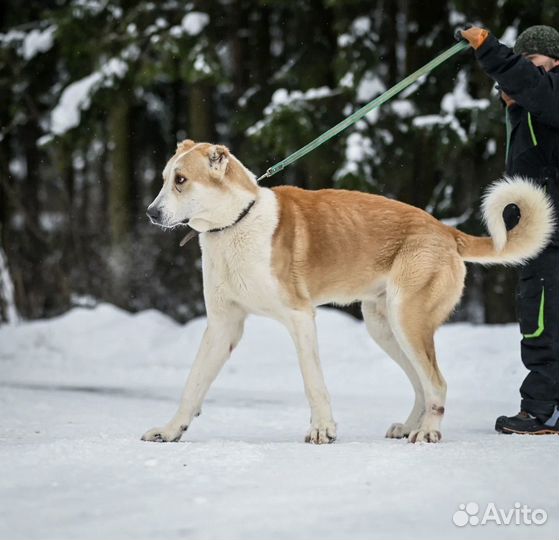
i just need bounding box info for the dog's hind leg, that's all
[384,289,446,443]
[283,308,337,444]
[362,297,425,438]
[385,260,464,443]
[141,303,246,443]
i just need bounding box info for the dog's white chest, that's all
[200,190,281,314]
[203,233,278,312]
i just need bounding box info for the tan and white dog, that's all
[142,139,555,444]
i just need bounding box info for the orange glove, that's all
[460,27,490,49]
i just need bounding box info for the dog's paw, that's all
[408,429,441,443]
[305,421,337,444]
[141,424,187,443]
[385,422,411,439]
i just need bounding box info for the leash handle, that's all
[256,40,470,182]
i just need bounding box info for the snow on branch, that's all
[412,114,467,142]
[50,58,128,136]
[441,71,489,114]
[0,246,19,324]
[334,131,376,181]
[169,12,209,38]
[22,26,56,60]
[0,25,56,60]
[246,87,336,136]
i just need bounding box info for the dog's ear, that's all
[176,139,196,154]
[207,145,230,180]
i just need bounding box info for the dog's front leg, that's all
[284,309,337,444]
[142,306,246,442]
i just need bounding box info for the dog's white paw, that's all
[141,424,187,443]
[305,421,337,444]
[385,422,411,439]
[408,429,441,443]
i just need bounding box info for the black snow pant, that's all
[517,170,559,422]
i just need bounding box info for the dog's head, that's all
[146,140,258,232]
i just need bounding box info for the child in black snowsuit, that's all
[461,24,559,434]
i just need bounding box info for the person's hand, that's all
[460,26,490,49]
[500,91,516,107]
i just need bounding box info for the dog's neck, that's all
[179,199,256,247]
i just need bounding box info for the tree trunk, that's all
[188,82,214,142]
[108,96,134,247]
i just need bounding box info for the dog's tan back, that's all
[272,186,462,308]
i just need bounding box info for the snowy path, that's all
[0,305,557,540]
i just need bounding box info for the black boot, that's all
[495,411,559,435]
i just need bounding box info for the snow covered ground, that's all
[0,305,557,540]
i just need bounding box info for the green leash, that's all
[256,40,470,182]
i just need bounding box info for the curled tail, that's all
[453,176,555,265]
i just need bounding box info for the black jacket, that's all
[475,34,559,180]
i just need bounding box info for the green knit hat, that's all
[514,25,559,59]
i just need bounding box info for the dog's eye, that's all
[175,175,187,185]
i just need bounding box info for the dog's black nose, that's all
[146,205,161,223]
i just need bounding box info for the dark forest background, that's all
[1,0,558,324]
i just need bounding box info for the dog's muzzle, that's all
[146,204,162,225]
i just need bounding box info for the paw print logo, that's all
[453,502,480,527]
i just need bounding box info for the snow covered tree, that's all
[1,0,557,322]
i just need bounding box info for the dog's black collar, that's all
[179,199,256,247]
[207,199,256,234]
